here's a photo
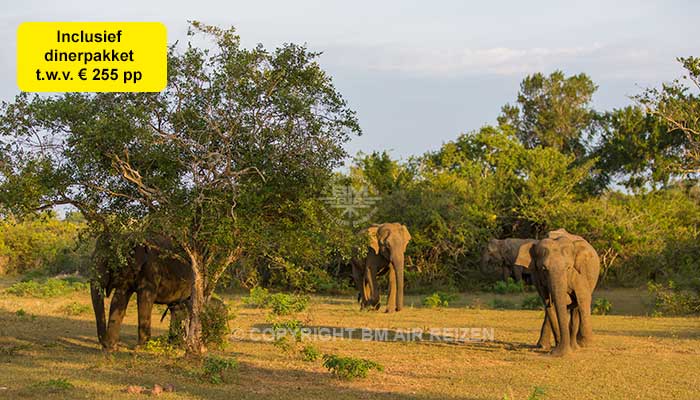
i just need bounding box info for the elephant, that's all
[514,229,600,356]
[90,236,193,352]
[481,238,537,283]
[351,223,411,313]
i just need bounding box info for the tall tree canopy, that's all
[0,22,360,355]
[498,71,597,159]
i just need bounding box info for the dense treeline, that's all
[1,24,699,297]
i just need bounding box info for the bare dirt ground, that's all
[1,280,698,400]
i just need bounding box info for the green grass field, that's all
[1,279,698,400]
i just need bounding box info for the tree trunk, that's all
[185,252,207,357]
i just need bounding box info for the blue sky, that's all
[2,0,698,162]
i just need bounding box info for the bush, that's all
[647,281,700,316]
[521,295,543,310]
[241,286,270,308]
[201,298,234,350]
[60,302,91,316]
[202,355,237,384]
[268,293,309,316]
[322,354,384,380]
[592,298,613,315]
[489,298,519,310]
[422,292,457,308]
[300,344,321,362]
[272,319,304,342]
[141,336,178,357]
[491,278,525,294]
[6,277,88,298]
[33,378,74,392]
[0,213,90,276]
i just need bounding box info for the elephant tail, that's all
[90,281,107,347]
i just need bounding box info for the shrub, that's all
[422,291,457,308]
[141,336,178,357]
[592,298,612,315]
[489,298,519,310]
[322,354,384,380]
[268,293,309,316]
[491,278,525,294]
[647,281,700,316]
[241,286,270,308]
[202,355,237,384]
[60,302,91,316]
[6,277,88,298]
[201,298,234,350]
[15,309,27,317]
[272,319,304,342]
[300,344,321,362]
[521,295,543,310]
[33,379,74,392]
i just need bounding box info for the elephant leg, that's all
[536,312,552,350]
[569,307,581,350]
[502,265,511,281]
[391,253,405,311]
[90,283,107,347]
[544,303,560,346]
[550,290,571,357]
[513,266,523,283]
[137,289,156,346]
[104,289,132,351]
[385,263,397,313]
[574,283,594,346]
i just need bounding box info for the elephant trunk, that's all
[391,251,405,311]
[90,281,107,347]
[549,275,571,356]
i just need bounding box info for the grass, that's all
[0,276,698,399]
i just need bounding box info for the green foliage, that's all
[489,298,519,310]
[269,293,309,316]
[33,379,74,392]
[141,336,178,357]
[201,355,237,384]
[59,302,91,316]
[503,386,546,400]
[521,295,543,310]
[300,344,321,362]
[241,286,271,308]
[422,292,457,308]
[0,213,90,275]
[6,277,88,298]
[201,298,233,350]
[592,298,613,315]
[636,57,700,173]
[272,319,304,342]
[647,281,700,316]
[498,70,597,158]
[491,278,525,294]
[322,354,384,380]
[15,308,27,317]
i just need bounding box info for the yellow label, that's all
[17,22,167,92]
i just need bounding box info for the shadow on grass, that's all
[0,308,478,399]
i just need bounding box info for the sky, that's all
[2,0,699,162]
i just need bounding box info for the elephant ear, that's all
[366,226,380,254]
[514,241,537,269]
[401,225,411,243]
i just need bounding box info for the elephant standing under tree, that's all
[515,229,600,356]
[351,223,411,313]
[481,238,537,283]
[91,236,193,352]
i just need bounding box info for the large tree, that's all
[636,57,700,175]
[498,71,597,158]
[0,22,360,355]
